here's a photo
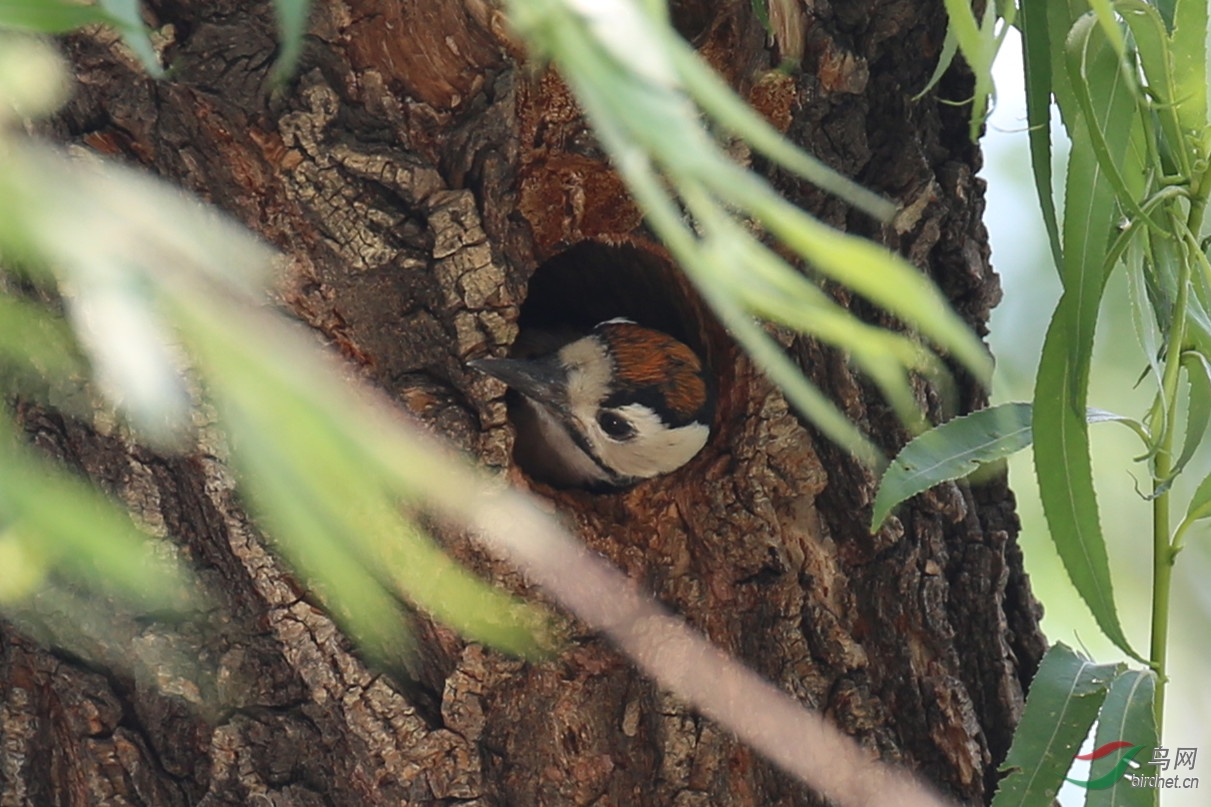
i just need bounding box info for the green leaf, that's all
[1170,0,1208,152]
[1046,0,1092,134]
[1170,352,1211,482]
[270,0,312,84]
[1084,669,1157,806]
[1034,11,1143,661]
[913,21,960,101]
[872,403,1032,530]
[0,0,114,32]
[1088,0,1127,59]
[992,643,1121,807]
[1174,465,1211,553]
[1125,226,1163,388]
[1019,0,1063,269]
[97,0,163,78]
[708,209,946,427]
[1114,0,1191,179]
[750,0,770,34]
[750,194,993,384]
[667,40,895,221]
[871,404,1144,529]
[1066,12,1152,226]
[941,0,1001,140]
[1182,470,1211,524]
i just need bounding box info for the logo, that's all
[1067,743,1199,791]
[1066,742,1145,790]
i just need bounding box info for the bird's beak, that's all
[468,356,569,412]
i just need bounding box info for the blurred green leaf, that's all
[96,0,162,77]
[270,0,311,84]
[993,643,1121,807]
[1085,669,1157,806]
[749,0,770,34]
[667,38,895,221]
[0,32,69,121]
[0,418,194,610]
[1034,11,1143,662]
[168,289,548,658]
[0,294,83,379]
[0,142,273,443]
[0,0,113,33]
[0,523,47,602]
[749,190,993,385]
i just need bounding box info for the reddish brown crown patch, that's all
[597,323,709,421]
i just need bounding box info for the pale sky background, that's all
[982,28,1211,807]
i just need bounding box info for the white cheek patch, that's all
[586,404,709,479]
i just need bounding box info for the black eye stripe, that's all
[597,411,636,440]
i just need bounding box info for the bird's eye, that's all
[597,411,635,440]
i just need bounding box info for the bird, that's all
[469,318,714,490]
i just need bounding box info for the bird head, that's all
[470,319,714,489]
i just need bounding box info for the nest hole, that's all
[516,239,724,373]
[504,238,736,491]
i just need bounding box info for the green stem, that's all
[1150,216,1192,734]
[1150,164,1211,733]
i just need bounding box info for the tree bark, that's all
[1,1,1047,805]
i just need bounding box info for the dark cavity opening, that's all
[516,239,720,373]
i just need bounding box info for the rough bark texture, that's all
[1,1,1047,805]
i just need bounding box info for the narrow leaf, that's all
[668,41,895,220]
[1175,469,1211,549]
[172,293,548,657]
[871,404,1144,529]
[872,403,1032,530]
[913,21,960,101]
[1034,9,1143,661]
[1019,0,1063,269]
[992,643,1121,807]
[1084,669,1157,806]
[1114,0,1191,179]
[0,294,82,379]
[1066,13,1153,227]
[1125,232,1163,387]
[1046,0,1092,134]
[1170,352,1211,482]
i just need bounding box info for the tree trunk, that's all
[1,1,1047,805]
